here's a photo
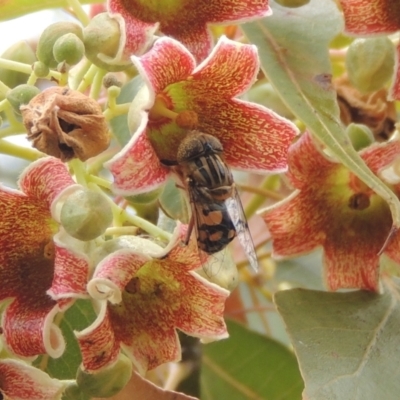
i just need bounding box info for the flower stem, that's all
[0,139,43,161]
[70,58,92,90]
[69,158,87,185]
[90,68,106,99]
[0,58,61,81]
[0,80,10,97]
[243,175,281,219]
[103,103,131,120]
[89,183,173,241]
[66,0,90,26]
[77,64,98,93]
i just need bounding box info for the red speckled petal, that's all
[109,1,158,57]
[286,132,334,187]
[162,223,204,271]
[176,272,228,339]
[191,36,259,98]
[2,298,66,358]
[0,359,64,400]
[76,302,120,372]
[88,250,149,303]
[262,191,326,257]
[389,41,400,100]
[18,157,75,210]
[361,138,400,173]
[171,24,213,63]
[132,37,196,95]
[206,99,298,173]
[340,0,400,35]
[324,240,380,292]
[206,0,271,22]
[47,232,91,300]
[105,119,170,195]
[122,328,180,374]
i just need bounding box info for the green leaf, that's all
[242,0,400,235]
[274,278,400,399]
[35,299,97,380]
[0,0,98,21]
[201,319,303,399]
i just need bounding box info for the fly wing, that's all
[226,188,259,272]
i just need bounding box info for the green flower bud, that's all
[77,354,133,398]
[346,123,375,151]
[60,189,113,241]
[37,22,83,68]
[346,37,395,93]
[83,12,130,72]
[32,61,50,78]
[275,0,310,6]
[53,33,85,66]
[103,73,123,88]
[6,84,40,114]
[0,41,36,89]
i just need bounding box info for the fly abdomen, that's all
[196,202,236,254]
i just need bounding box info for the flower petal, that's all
[2,299,66,358]
[324,239,380,291]
[88,249,149,303]
[105,118,170,195]
[389,41,400,100]
[108,2,158,57]
[209,99,298,172]
[262,191,326,257]
[340,0,400,35]
[0,359,64,400]
[362,138,400,173]
[18,157,76,209]
[76,301,120,372]
[132,37,196,95]
[47,231,91,300]
[176,271,228,339]
[191,36,259,98]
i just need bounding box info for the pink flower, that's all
[108,0,271,62]
[76,225,229,373]
[0,359,65,400]
[339,0,400,99]
[261,131,400,291]
[106,36,298,195]
[0,157,90,358]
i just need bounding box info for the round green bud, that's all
[32,61,50,78]
[53,33,85,66]
[77,354,133,398]
[0,41,36,89]
[346,123,375,151]
[103,73,123,89]
[37,22,83,68]
[6,84,40,114]
[275,0,310,6]
[83,12,130,72]
[60,189,113,241]
[346,37,395,93]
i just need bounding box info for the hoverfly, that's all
[172,130,259,272]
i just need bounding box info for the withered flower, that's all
[334,75,396,142]
[21,86,110,161]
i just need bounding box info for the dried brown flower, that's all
[335,75,396,142]
[21,86,110,161]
